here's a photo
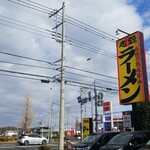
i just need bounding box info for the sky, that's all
[0,0,150,131]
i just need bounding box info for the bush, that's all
[38,145,51,150]
[0,136,17,144]
[0,137,5,142]
[0,137,9,142]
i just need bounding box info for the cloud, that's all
[0,0,149,130]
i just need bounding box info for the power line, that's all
[0,15,117,59]
[0,73,44,81]
[0,50,118,80]
[65,65,118,80]
[0,68,53,80]
[66,79,118,92]
[0,15,48,32]
[0,68,118,93]
[0,59,118,90]
[0,50,54,65]
[26,0,118,41]
[8,0,51,14]
[7,0,118,42]
[0,60,57,71]
[65,71,117,85]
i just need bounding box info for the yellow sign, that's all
[83,118,92,138]
[116,31,149,104]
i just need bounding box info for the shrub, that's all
[0,137,9,142]
[0,136,17,143]
[0,137,5,142]
[38,145,51,150]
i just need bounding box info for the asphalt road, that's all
[0,143,58,150]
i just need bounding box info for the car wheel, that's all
[42,140,46,145]
[24,140,29,146]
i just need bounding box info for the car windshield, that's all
[81,133,103,144]
[108,133,133,145]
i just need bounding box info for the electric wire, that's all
[65,71,117,85]
[0,50,54,65]
[0,71,117,94]
[0,15,48,33]
[0,50,118,80]
[0,66,118,93]
[8,0,51,14]
[0,1,128,94]
[65,65,118,80]
[7,0,118,43]
[0,68,54,80]
[0,73,44,81]
[0,60,57,71]
[0,59,117,85]
[26,0,119,41]
[0,15,117,59]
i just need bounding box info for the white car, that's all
[17,133,48,145]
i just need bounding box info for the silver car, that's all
[17,133,48,145]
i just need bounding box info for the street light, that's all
[116,29,130,35]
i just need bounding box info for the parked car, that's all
[17,133,48,145]
[73,131,121,150]
[139,139,150,150]
[100,131,150,150]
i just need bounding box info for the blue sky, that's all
[0,0,149,130]
[128,0,150,49]
[130,0,150,17]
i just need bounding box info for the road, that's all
[0,143,58,150]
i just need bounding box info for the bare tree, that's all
[20,93,34,134]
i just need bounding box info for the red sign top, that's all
[103,102,111,112]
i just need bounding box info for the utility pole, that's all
[77,88,87,140]
[49,3,65,149]
[59,2,65,150]
[66,107,69,136]
[48,88,52,142]
[94,81,98,132]
[80,103,83,139]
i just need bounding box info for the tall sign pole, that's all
[59,2,65,150]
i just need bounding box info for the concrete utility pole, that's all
[94,81,98,132]
[66,107,69,135]
[59,2,65,150]
[80,103,83,140]
[48,88,52,142]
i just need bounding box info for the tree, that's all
[135,100,150,130]
[20,93,34,134]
